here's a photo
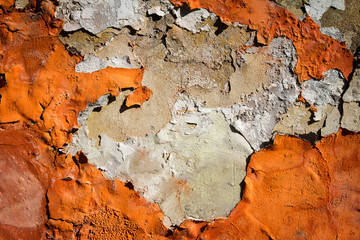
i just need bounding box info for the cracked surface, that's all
[0,0,360,239]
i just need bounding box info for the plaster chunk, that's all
[55,0,144,34]
[75,54,135,73]
[274,103,341,140]
[343,69,360,102]
[15,0,28,9]
[305,0,345,25]
[301,69,346,106]
[223,37,300,150]
[341,69,360,132]
[274,69,346,140]
[148,6,166,17]
[321,106,341,136]
[341,102,360,132]
[174,8,211,33]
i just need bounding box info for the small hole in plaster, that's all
[0,74,6,88]
[124,181,135,190]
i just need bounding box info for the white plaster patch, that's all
[174,8,213,33]
[75,54,136,73]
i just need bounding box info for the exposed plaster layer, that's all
[274,102,341,141]
[341,68,360,132]
[75,54,136,73]
[320,27,346,43]
[274,0,306,18]
[274,69,346,140]
[62,10,253,143]
[301,69,345,106]
[55,0,145,34]
[173,8,215,33]
[68,36,301,223]
[321,0,360,54]
[14,0,28,9]
[304,0,345,25]
[223,37,299,150]
[69,94,253,226]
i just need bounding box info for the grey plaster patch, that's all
[301,69,346,106]
[274,69,346,140]
[305,0,345,25]
[222,37,300,150]
[173,8,213,33]
[55,0,146,34]
[320,26,346,43]
[148,6,166,17]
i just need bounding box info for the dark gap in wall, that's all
[93,106,102,112]
[119,99,140,113]
[177,5,193,17]
[124,181,135,190]
[298,130,321,143]
[214,18,228,35]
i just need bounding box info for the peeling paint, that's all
[170,0,353,81]
[1,0,360,239]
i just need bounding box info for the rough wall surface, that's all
[0,0,359,239]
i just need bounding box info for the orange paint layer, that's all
[126,85,153,107]
[0,123,169,239]
[47,152,169,239]
[170,0,353,81]
[180,130,360,239]
[0,3,149,148]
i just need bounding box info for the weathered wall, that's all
[0,0,359,239]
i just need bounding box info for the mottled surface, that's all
[1,0,360,239]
